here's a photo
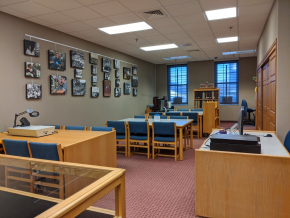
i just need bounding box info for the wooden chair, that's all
[166,112,181,116]
[152,122,179,161]
[168,116,190,150]
[2,139,33,192]
[133,115,146,118]
[107,121,128,157]
[63,126,87,130]
[28,142,64,199]
[128,121,151,159]
[90,126,114,131]
[183,112,199,139]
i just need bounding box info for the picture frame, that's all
[114,88,121,97]
[115,70,120,78]
[114,59,120,69]
[92,76,97,86]
[26,84,42,99]
[104,72,110,80]
[123,67,130,80]
[132,66,137,75]
[72,79,86,96]
[103,80,111,97]
[102,58,111,73]
[132,76,138,87]
[124,82,131,95]
[48,50,66,71]
[70,50,85,69]
[133,88,137,96]
[25,62,41,78]
[115,79,120,87]
[24,39,40,57]
[74,69,82,78]
[89,53,98,65]
[91,65,97,75]
[50,75,67,94]
[91,87,99,98]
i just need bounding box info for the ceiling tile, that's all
[209,18,237,28]
[239,22,265,31]
[68,31,88,38]
[107,12,143,25]
[239,28,263,36]
[150,40,172,45]
[103,40,129,46]
[174,13,206,25]
[26,17,54,26]
[146,17,178,28]
[92,35,118,42]
[166,48,189,56]
[135,29,161,37]
[89,1,130,16]
[0,0,29,6]
[169,37,195,44]
[60,22,94,31]
[165,32,189,40]
[113,32,139,40]
[165,1,202,17]
[143,34,169,43]
[61,7,102,21]
[213,31,238,38]
[158,0,193,6]
[218,41,239,52]
[199,0,236,11]
[239,2,273,17]
[37,12,76,25]
[149,50,171,58]
[238,0,273,7]
[181,22,209,31]
[239,34,260,42]
[156,25,184,34]
[239,53,256,57]
[0,6,31,18]
[75,0,112,6]
[34,0,83,11]
[123,38,153,47]
[187,28,212,37]
[82,17,116,28]
[239,13,268,24]
[191,34,215,41]
[50,25,74,33]
[80,29,107,37]
[8,1,55,16]
[118,0,161,11]
[196,39,217,46]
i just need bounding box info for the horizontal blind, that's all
[167,65,188,104]
[215,61,239,105]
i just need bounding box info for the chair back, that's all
[284,130,290,153]
[169,116,188,119]
[134,115,145,118]
[191,109,203,111]
[167,109,175,112]
[64,126,86,131]
[153,122,175,136]
[28,142,60,161]
[43,125,61,129]
[183,112,198,122]
[149,112,162,116]
[160,116,168,119]
[241,99,248,117]
[107,121,126,134]
[2,139,30,157]
[91,127,114,131]
[176,109,190,111]
[166,112,181,116]
[128,122,148,135]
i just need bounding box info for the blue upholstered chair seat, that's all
[116,134,126,139]
[154,136,175,142]
[130,135,148,140]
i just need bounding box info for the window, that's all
[215,61,239,105]
[167,65,188,104]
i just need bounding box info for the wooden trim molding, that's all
[257,38,277,70]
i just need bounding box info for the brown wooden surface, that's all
[203,102,218,134]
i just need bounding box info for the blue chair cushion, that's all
[153,122,175,136]
[107,121,126,134]
[129,122,147,135]
[91,127,113,131]
[241,99,248,117]
[3,139,30,157]
[65,126,86,130]
[154,136,175,142]
[130,135,148,140]
[116,134,126,140]
[29,142,59,161]
[177,109,190,111]
[166,112,180,116]
[149,112,162,116]
[183,112,198,121]
[134,115,145,118]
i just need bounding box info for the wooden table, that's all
[0,154,126,218]
[195,130,290,218]
[0,129,116,167]
[119,118,193,161]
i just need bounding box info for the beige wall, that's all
[0,12,156,132]
[156,57,257,121]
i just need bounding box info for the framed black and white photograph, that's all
[24,39,40,57]
[133,88,137,96]
[70,50,85,69]
[26,84,42,99]
[89,53,98,65]
[91,87,99,98]
[103,80,111,97]
[91,65,97,75]
[114,88,121,97]
[132,76,138,87]
[102,58,111,73]
[72,79,86,96]
[25,62,41,78]
[123,67,130,80]
[132,66,137,75]
[114,59,120,69]
[124,82,131,95]
[115,70,119,78]
[104,72,110,80]
[48,50,66,71]
[115,79,120,87]
[92,76,97,86]
[50,75,67,94]
[74,69,82,78]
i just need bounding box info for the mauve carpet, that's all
[93,122,255,218]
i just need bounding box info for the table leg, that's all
[190,122,193,149]
[179,128,183,161]
[115,175,126,218]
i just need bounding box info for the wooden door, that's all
[269,52,276,130]
[262,64,269,130]
[257,68,262,130]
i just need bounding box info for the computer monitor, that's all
[238,106,244,135]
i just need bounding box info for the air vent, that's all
[138,9,168,20]
[187,49,200,52]
[181,43,192,47]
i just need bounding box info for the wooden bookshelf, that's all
[203,101,220,134]
[194,88,220,109]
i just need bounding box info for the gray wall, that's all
[0,12,156,132]
[156,57,257,121]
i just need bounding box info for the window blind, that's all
[167,65,188,104]
[214,61,239,105]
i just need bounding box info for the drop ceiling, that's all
[0,0,274,64]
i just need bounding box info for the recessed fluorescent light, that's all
[99,22,152,35]
[164,56,192,60]
[205,7,236,21]
[217,36,238,43]
[223,50,256,55]
[140,44,178,51]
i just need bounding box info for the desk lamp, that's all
[13,108,39,128]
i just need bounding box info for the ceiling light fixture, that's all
[205,7,236,21]
[223,50,256,55]
[140,44,178,51]
[217,36,238,43]
[163,56,192,60]
[99,22,152,35]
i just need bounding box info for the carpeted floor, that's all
[93,122,255,218]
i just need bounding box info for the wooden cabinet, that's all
[203,102,219,134]
[256,39,276,131]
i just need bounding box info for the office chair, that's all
[284,130,290,153]
[241,99,255,125]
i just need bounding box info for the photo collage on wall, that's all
[25,62,41,78]
[50,75,67,94]
[90,53,99,97]
[48,50,66,71]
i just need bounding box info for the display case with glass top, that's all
[0,154,126,218]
